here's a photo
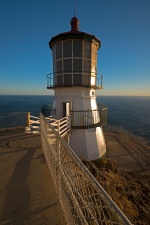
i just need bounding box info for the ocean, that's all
[0,95,150,142]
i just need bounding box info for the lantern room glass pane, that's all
[53,62,56,73]
[57,74,63,86]
[56,60,62,73]
[64,59,72,72]
[91,61,96,76]
[83,75,90,86]
[73,74,82,85]
[63,40,72,58]
[73,40,82,57]
[92,44,97,62]
[64,74,72,86]
[83,60,91,74]
[84,41,91,59]
[56,42,62,60]
[73,59,82,72]
[52,45,56,61]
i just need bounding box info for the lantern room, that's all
[48,17,102,89]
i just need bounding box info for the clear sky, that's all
[0,0,150,96]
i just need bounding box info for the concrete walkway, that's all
[0,129,65,225]
[0,128,149,225]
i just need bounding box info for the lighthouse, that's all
[47,16,106,160]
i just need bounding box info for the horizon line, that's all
[0,94,150,97]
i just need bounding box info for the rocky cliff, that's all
[82,158,150,224]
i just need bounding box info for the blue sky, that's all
[0,0,150,96]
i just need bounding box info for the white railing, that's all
[25,115,40,133]
[25,114,70,137]
[46,116,70,137]
[40,113,132,225]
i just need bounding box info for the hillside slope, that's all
[82,158,150,224]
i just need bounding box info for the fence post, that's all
[26,112,30,126]
[56,134,61,202]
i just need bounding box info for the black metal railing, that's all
[41,104,108,129]
[98,105,108,127]
[41,104,55,117]
[71,106,108,128]
[46,72,103,89]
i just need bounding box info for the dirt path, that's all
[0,130,64,225]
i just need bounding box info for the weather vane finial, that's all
[74,0,76,17]
[70,0,79,31]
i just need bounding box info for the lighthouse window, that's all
[83,60,91,73]
[91,61,96,75]
[63,59,72,72]
[63,40,72,58]
[91,91,95,96]
[73,74,82,85]
[73,40,82,57]
[56,42,62,60]
[52,45,56,61]
[52,39,99,87]
[84,41,91,59]
[64,74,72,85]
[57,75,63,86]
[73,59,82,72]
[56,60,62,73]
[92,44,97,62]
[53,62,56,73]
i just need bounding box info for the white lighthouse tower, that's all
[47,16,106,160]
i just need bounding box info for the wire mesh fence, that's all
[0,112,29,129]
[103,125,150,172]
[40,113,132,225]
[109,152,150,172]
[103,125,150,149]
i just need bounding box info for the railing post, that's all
[26,112,30,126]
[58,120,60,135]
[68,115,71,133]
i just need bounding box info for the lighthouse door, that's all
[63,102,71,117]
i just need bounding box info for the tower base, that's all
[69,127,106,161]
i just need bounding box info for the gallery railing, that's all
[46,72,103,89]
[71,109,99,128]
[40,113,132,225]
[71,106,108,128]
